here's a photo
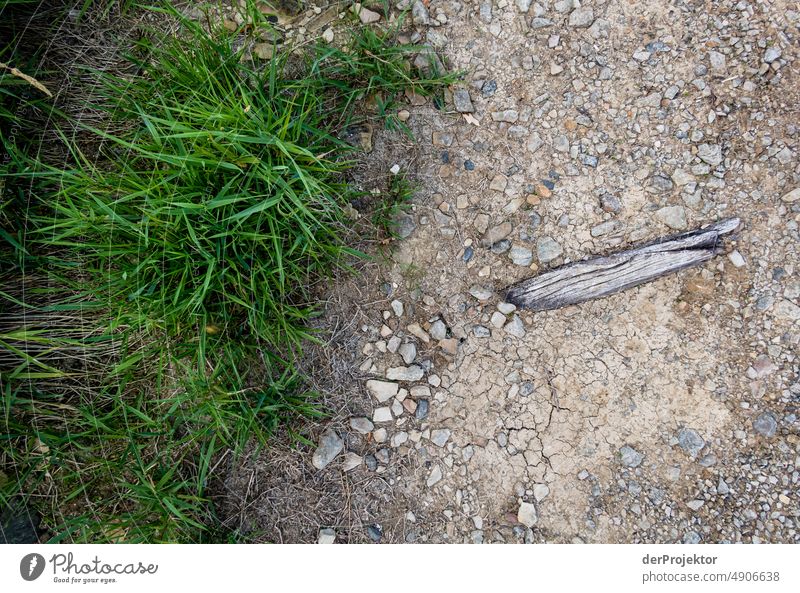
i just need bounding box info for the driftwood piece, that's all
[505,218,740,311]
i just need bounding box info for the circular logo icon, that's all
[20,553,46,581]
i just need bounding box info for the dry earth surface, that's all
[220,0,800,544]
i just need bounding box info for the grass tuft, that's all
[1,1,455,542]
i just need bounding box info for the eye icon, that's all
[20,553,46,581]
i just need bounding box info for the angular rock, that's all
[407,323,431,343]
[398,342,417,365]
[429,319,447,340]
[490,110,519,123]
[318,528,336,544]
[510,245,533,266]
[677,428,705,457]
[781,188,800,203]
[350,417,374,434]
[672,168,695,186]
[386,365,424,381]
[619,445,643,468]
[342,452,362,471]
[517,501,538,527]
[427,464,443,487]
[469,285,494,300]
[505,315,526,338]
[312,429,343,470]
[569,7,594,28]
[753,412,777,437]
[390,299,404,317]
[453,87,474,113]
[367,379,399,402]
[490,311,507,328]
[373,407,392,423]
[430,428,451,447]
[481,221,513,246]
[536,236,563,263]
[353,3,381,24]
[411,0,430,25]
[697,143,723,166]
[654,205,688,230]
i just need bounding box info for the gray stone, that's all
[697,143,723,166]
[481,221,513,246]
[517,501,538,527]
[530,17,553,29]
[619,445,643,468]
[651,174,674,192]
[366,379,399,402]
[429,319,447,340]
[354,4,381,24]
[677,428,705,457]
[498,302,516,314]
[516,0,533,12]
[554,134,570,152]
[390,299,404,317]
[342,452,362,471]
[312,429,344,470]
[386,365,424,381]
[373,407,392,423]
[671,168,695,186]
[350,417,374,434]
[509,246,533,266]
[569,7,594,28]
[427,464,443,486]
[708,50,726,71]
[591,221,617,237]
[430,428,451,447]
[415,399,429,420]
[395,213,416,238]
[411,1,430,25]
[537,236,563,263]
[505,315,526,338]
[453,88,474,113]
[469,285,494,300]
[479,1,492,23]
[398,342,417,365]
[473,325,491,338]
[687,499,704,511]
[491,109,519,123]
[655,205,688,230]
[763,47,781,63]
[490,311,506,328]
[600,193,622,212]
[554,0,574,13]
[781,188,800,203]
[490,239,511,254]
[318,528,336,544]
[683,531,701,544]
[753,412,777,437]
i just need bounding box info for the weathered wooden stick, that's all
[505,218,740,311]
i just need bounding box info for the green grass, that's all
[0,1,456,542]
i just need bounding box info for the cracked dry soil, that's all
[222,0,799,544]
